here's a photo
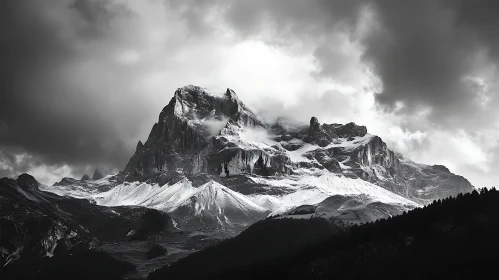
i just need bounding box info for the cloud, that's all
[171,0,499,127]
[0,150,75,185]
[408,129,492,174]
[2,0,499,189]
[359,0,499,129]
[182,0,499,188]
[204,117,230,137]
[0,0,188,181]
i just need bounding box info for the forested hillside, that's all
[150,188,499,279]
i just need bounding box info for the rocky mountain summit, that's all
[122,86,265,183]
[41,85,473,229]
[120,85,472,202]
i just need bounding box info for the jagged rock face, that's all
[325,122,367,138]
[393,162,473,201]
[1,173,179,274]
[54,177,78,186]
[92,168,113,180]
[0,175,92,266]
[123,85,266,181]
[17,174,39,189]
[324,134,473,201]
[80,174,90,181]
[121,85,473,204]
[309,117,320,133]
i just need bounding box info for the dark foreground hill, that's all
[0,174,172,279]
[149,188,499,280]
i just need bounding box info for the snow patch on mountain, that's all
[39,176,116,199]
[46,170,419,226]
[183,181,267,215]
[169,181,269,229]
[94,178,197,211]
[323,134,376,150]
[91,179,268,222]
[246,172,420,215]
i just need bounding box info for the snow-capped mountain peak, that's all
[42,85,474,229]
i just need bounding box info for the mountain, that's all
[121,85,473,201]
[0,173,178,264]
[40,85,473,229]
[170,181,269,230]
[0,174,92,266]
[1,85,478,279]
[121,85,264,183]
[92,168,114,180]
[75,179,268,230]
[112,85,471,223]
[0,174,192,279]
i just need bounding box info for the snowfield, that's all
[246,172,420,215]
[94,178,198,211]
[181,181,267,215]
[42,170,420,227]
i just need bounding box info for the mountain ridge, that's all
[120,85,473,202]
[40,85,473,229]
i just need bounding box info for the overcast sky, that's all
[1,0,499,187]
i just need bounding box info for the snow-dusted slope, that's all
[246,172,419,215]
[43,171,418,228]
[83,179,268,229]
[39,175,116,200]
[93,178,197,211]
[171,181,268,229]
[181,181,266,215]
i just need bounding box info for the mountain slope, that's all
[94,178,197,211]
[171,181,269,229]
[45,172,419,226]
[148,188,499,280]
[0,175,92,266]
[0,174,182,279]
[90,179,269,230]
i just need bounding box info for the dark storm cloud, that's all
[0,0,148,180]
[0,151,17,178]
[364,1,472,110]
[3,0,499,186]
[167,0,363,42]
[0,150,62,179]
[176,0,499,126]
[361,0,499,125]
[223,0,362,39]
[73,0,127,24]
